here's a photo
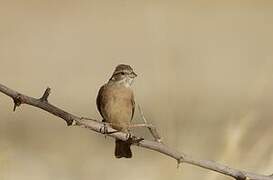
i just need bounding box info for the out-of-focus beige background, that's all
[1,0,273,180]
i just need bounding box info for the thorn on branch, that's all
[71,119,78,126]
[177,156,184,168]
[13,94,22,111]
[66,117,74,126]
[40,87,51,102]
[235,171,246,180]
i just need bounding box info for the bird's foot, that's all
[99,122,119,139]
[99,122,108,137]
[125,132,144,144]
[125,131,132,140]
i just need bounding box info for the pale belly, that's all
[102,86,133,132]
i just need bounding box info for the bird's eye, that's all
[120,72,125,75]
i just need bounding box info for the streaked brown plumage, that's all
[96,64,137,158]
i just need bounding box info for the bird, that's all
[96,64,137,158]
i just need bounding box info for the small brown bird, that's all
[96,64,137,158]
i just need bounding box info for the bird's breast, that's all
[101,85,133,131]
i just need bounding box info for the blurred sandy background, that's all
[1,0,273,180]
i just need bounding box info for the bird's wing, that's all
[131,93,135,121]
[96,84,105,121]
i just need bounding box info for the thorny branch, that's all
[0,83,272,180]
[138,105,162,143]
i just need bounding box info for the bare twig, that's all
[130,123,155,128]
[138,105,162,143]
[0,83,272,180]
[40,87,51,102]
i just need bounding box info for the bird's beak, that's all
[132,71,137,77]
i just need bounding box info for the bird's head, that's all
[109,64,137,87]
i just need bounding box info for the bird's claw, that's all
[99,122,108,139]
[125,132,132,140]
[126,133,144,144]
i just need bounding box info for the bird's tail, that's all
[115,139,132,158]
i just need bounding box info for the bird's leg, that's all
[125,130,132,140]
[80,117,111,138]
[79,118,118,137]
[99,122,119,136]
[99,121,108,136]
[125,130,144,144]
